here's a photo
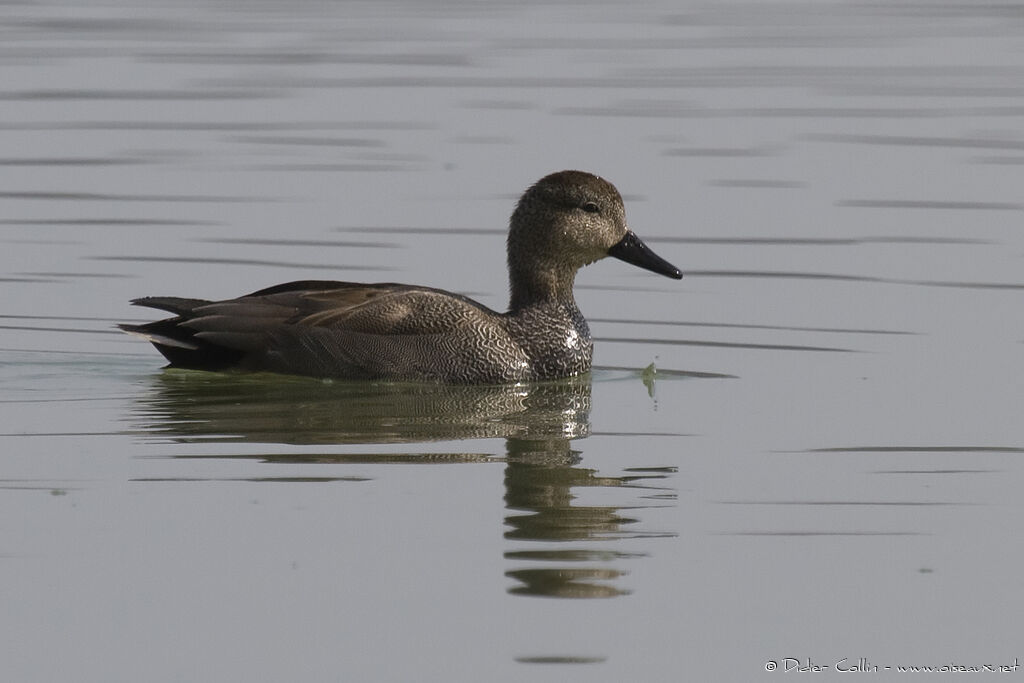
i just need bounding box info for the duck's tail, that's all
[119,297,244,370]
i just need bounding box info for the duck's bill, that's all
[607,231,683,279]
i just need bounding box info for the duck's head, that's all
[507,170,681,308]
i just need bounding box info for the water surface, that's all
[2,1,1023,681]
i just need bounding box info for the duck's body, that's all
[125,280,591,383]
[121,171,682,384]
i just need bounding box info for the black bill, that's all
[607,231,682,279]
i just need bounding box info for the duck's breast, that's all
[503,302,593,380]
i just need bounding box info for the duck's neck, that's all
[507,262,578,312]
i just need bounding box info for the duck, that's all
[119,170,682,384]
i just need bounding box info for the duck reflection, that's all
[503,437,675,598]
[133,370,591,445]
[130,370,675,598]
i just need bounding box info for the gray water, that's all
[2,1,1024,681]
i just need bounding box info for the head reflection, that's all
[503,437,674,599]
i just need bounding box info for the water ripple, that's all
[91,255,384,271]
[805,132,1024,150]
[687,270,1024,290]
[0,191,272,203]
[806,445,1024,454]
[592,318,914,336]
[198,237,396,249]
[0,218,218,227]
[0,88,279,101]
[837,199,1022,211]
[596,336,854,353]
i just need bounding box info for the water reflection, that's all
[132,370,591,444]
[504,437,675,599]
[129,370,673,599]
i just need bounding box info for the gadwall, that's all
[120,170,682,383]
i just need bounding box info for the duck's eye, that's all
[581,201,600,213]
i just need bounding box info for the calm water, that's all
[2,1,1024,681]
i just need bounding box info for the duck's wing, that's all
[122,281,516,381]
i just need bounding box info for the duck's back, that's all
[121,280,534,383]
